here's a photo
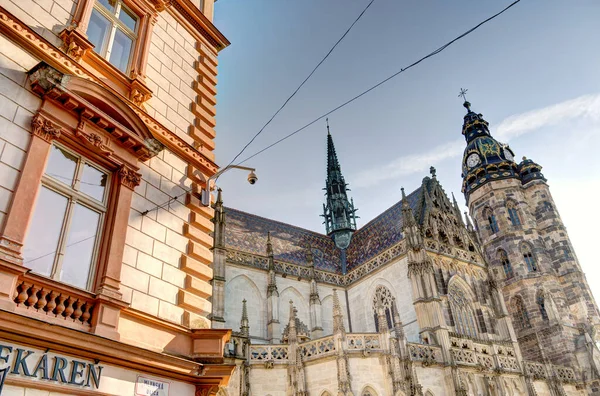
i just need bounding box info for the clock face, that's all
[504,149,514,161]
[466,153,481,168]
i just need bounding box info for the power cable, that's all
[235,0,522,166]
[218,0,377,180]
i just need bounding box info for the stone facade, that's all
[213,118,600,395]
[0,0,233,394]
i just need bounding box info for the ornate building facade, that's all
[0,0,234,394]
[211,103,600,395]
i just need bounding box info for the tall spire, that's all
[332,289,346,335]
[240,299,249,337]
[322,120,358,251]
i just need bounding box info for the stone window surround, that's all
[0,62,158,340]
[59,0,157,107]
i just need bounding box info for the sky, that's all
[212,1,600,301]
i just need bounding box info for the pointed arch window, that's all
[484,208,499,234]
[498,249,514,279]
[361,387,378,396]
[537,291,549,321]
[507,202,521,226]
[372,286,393,331]
[512,295,530,329]
[522,244,538,272]
[448,283,478,338]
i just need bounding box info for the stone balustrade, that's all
[249,345,289,363]
[13,278,94,326]
[346,334,380,351]
[408,343,443,365]
[297,336,336,361]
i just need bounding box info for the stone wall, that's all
[0,35,39,230]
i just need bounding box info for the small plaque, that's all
[135,376,170,396]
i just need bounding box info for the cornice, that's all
[0,6,218,176]
[170,0,230,51]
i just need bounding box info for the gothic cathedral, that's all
[210,100,600,396]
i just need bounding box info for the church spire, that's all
[322,120,358,251]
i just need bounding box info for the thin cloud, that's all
[352,93,600,189]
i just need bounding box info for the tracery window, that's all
[22,144,109,290]
[372,286,393,331]
[537,291,549,321]
[448,283,478,338]
[87,0,139,74]
[498,249,514,279]
[512,295,530,330]
[522,244,537,272]
[484,208,499,234]
[507,202,521,226]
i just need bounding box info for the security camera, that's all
[247,171,258,185]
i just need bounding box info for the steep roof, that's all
[223,187,422,274]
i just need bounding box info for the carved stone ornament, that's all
[150,0,173,11]
[75,119,113,155]
[118,166,142,189]
[31,114,61,142]
[59,28,94,61]
[29,63,66,95]
[130,79,153,107]
[195,385,219,396]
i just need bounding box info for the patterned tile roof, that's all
[346,187,421,271]
[224,207,342,272]
[223,187,422,275]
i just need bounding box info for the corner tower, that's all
[322,121,358,257]
[460,98,600,382]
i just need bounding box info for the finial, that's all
[326,118,330,135]
[429,166,437,179]
[459,88,471,111]
[522,156,527,161]
[306,244,314,265]
[215,188,223,204]
[401,187,407,200]
[266,231,274,256]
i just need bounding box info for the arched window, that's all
[361,387,378,396]
[521,244,537,272]
[511,295,530,329]
[372,286,393,331]
[484,208,499,234]
[537,291,548,321]
[498,249,514,279]
[448,282,478,338]
[507,201,521,226]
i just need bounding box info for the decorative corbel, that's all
[130,78,153,107]
[28,63,67,96]
[59,28,94,61]
[31,114,61,142]
[118,165,142,190]
[74,118,113,155]
[150,0,173,12]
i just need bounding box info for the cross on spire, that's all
[326,118,330,135]
[458,88,468,101]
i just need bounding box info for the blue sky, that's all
[213,1,600,300]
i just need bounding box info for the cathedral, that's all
[211,100,600,395]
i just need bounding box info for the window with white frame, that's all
[22,144,109,290]
[87,0,139,74]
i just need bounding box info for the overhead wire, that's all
[217,0,377,180]
[234,0,522,166]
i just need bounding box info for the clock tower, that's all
[460,98,600,385]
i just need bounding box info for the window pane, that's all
[88,9,111,55]
[46,145,77,186]
[119,6,138,32]
[60,204,101,289]
[108,28,133,73]
[80,163,108,201]
[96,0,116,12]
[22,187,69,277]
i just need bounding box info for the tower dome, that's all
[518,156,546,184]
[460,100,518,195]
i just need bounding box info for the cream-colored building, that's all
[211,106,600,395]
[0,0,234,394]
